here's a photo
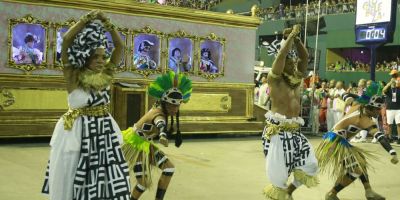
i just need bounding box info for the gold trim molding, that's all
[0,74,254,88]
[180,93,231,113]
[0,89,15,111]
[2,0,261,29]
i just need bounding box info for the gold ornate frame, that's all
[197,33,226,80]
[8,14,50,74]
[166,30,197,75]
[52,18,76,69]
[130,26,165,78]
[112,27,130,73]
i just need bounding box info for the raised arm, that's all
[61,10,99,93]
[294,35,309,74]
[382,79,394,94]
[97,11,123,66]
[270,25,300,77]
[61,10,99,67]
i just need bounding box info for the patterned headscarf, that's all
[265,38,297,59]
[67,22,108,68]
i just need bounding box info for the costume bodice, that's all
[68,87,110,109]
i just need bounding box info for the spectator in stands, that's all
[357,79,367,95]
[309,83,321,134]
[327,79,337,130]
[367,79,372,88]
[346,81,357,94]
[379,81,390,138]
[383,70,400,144]
[318,80,329,132]
[278,4,285,19]
[332,81,346,125]
[257,75,270,109]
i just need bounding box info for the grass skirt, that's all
[121,127,158,187]
[316,131,376,180]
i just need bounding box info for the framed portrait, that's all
[131,26,164,78]
[167,30,196,74]
[198,33,226,80]
[53,19,76,69]
[105,27,129,72]
[8,15,49,73]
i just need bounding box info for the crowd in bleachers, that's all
[135,0,222,10]
[327,58,400,72]
[259,0,356,21]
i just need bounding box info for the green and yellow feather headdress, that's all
[148,71,192,105]
[356,81,384,108]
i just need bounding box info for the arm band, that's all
[155,120,167,138]
[374,132,396,155]
[341,93,359,102]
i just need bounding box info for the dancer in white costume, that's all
[261,24,318,200]
[41,10,131,200]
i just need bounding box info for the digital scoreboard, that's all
[355,0,394,44]
[355,24,389,43]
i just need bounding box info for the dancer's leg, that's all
[131,155,147,200]
[153,149,175,200]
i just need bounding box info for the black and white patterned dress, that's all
[42,87,131,200]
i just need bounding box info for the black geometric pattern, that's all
[73,89,130,200]
[42,88,131,200]
[348,125,361,133]
[41,161,50,194]
[67,22,108,69]
[262,121,312,175]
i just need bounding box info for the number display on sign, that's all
[356,27,387,42]
[364,29,385,40]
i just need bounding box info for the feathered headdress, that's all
[356,82,384,108]
[148,71,192,148]
[148,71,192,105]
